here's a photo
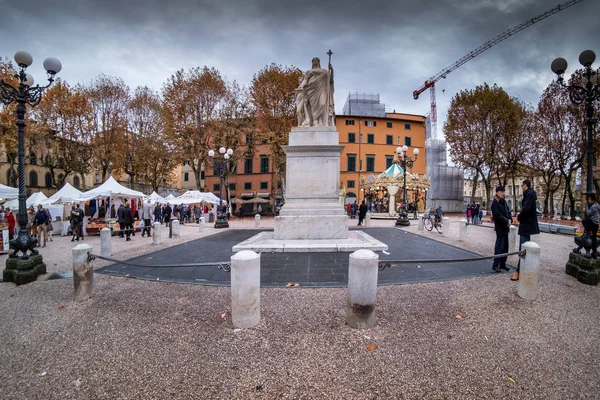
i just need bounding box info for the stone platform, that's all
[566,252,600,285]
[232,230,388,253]
[3,254,47,285]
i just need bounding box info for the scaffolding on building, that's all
[342,93,388,117]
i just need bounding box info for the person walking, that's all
[582,193,600,259]
[117,201,126,238]
[27,206,36,237]
[358,200,368,226]
[514,179,540,281]
[491,186,512,273]
[33,204,49,248]
[142,199,153,237]
[70,205,79,242]
[75,204,84,241]
[154,203,162,223]
[122,202,135,241]
[5,208,15,240]
[164,203,172,226]
[45,208,54,242]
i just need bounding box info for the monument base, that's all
[3,254,46,285]
[566,252,600,285]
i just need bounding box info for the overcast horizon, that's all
[1,0,598,136]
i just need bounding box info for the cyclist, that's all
[434,205,443,224]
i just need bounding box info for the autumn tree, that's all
[88,74,129,182]
[445,83,522,206]
[250,63,302,189]
[0,57,21,186]
[162,67,228,190]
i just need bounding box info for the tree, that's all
[1,57,21,187]
[162,67,228,190]
[250,63,302,190]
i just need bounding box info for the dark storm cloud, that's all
[1,0,597,131]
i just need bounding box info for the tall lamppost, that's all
[208,147,233,228]
[395,145,419,226]
[551,50,600,195]
[1,51,61,285]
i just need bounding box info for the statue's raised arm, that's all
[296,51,335,127]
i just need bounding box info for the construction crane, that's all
[413,0,585,138]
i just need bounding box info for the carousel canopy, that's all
[379,164,404,180]
[0,183,18,200]
[47,182,83,204]
[78,176,145,201]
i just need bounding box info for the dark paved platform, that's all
[96,228,506,287]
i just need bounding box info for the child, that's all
[583,193,600,258]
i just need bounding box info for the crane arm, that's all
[413,0,584,100]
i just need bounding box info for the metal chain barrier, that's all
[87,252,231,272]
[378,249,526,271]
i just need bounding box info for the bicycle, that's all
[423,210,443,233]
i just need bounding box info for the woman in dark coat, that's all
[514,179,540,281]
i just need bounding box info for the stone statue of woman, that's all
[296,52,334,127]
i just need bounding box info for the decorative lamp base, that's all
[3,254,46,285]
[214,218,230,229]
[395,211,411,227]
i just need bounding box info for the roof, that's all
[47,182,83,204]
[78,176,145,200]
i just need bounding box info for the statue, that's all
[338,182,346,206]
[296,50,335,127]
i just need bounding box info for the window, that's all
[367,134,374,144]
[366,155,375,172]
[359,134,363,143]
[347,154,356,172]
[386,122,392,128]
[365,120,376,127]
[404,123,411,130]
[73,175,80,189]
[28,171,38,187]
[5,169,16,187]
[348,132,356,143]
[95,169,100,183]
[277,181,282,189]
[45,172,53,189]
[200,171,205,180]
[29,153,37,165]
[360,160,363,171]
[184,172,189,182]
[229,183,236,191]
[385,156,394,169]
[260,181,268,190]
[386,135,393,145]
[183,160,190,166]
[345,119,355,126]
[398,136,401,145]
[405,136,412,146]
[347,180,355,188]
[244,158,253,174]
[260,156,269,173]
[213,183,220,191]
[244,182,252,190]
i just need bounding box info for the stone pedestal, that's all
[171,220,181,238]
[3,254,46,285]
[274,127,347,240]
[100,228,111,257]
[566,252,600,285]
[231,250,260,328]
[73,244,93,301]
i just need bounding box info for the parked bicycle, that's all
[423,209,443,233]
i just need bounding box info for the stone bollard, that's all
[100,228,111,257]
[518,241,541,301]
[171,220,181,238]
[459,219,468,242]
[509,225,518,249]
[418,216,424,231]
[73,243,93,302]
[153,222,163,245]
[199,216,205,231]
[346,249,379,329]
[442,217,450,236]
[231,250,261,328]
[365,213,371,227]
[255,214,261,228]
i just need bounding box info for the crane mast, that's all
[413,0,584,138]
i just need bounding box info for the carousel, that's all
[359,164,430,216]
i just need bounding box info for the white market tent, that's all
[3,191,50,209]
[145,191,167,204]
[78,176,145,201]
[0,183,18,200]
[177,190,223,205]
[47,182,84,204]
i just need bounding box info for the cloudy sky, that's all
[1,0,598,137]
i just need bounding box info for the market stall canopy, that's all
[177,190,223,205]
[77,176,145,201]
[0,183,18,200]
[379,164,404,180]
[145,191,167,204]
[245,196,270,204]
[3,191,50,209]
[47,182,83,204]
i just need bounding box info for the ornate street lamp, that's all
[551,50,600,195]
[1,51,61,285]
[208,147,233,228]
[395,145,419,226]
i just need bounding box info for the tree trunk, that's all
[470,173,479,203]
[511,175,517,213]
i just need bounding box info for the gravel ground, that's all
[0,217,598,399]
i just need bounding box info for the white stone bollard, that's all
[153,222,162,245]
[346,249,379,329]
[231,251,261,329]
[171,220,181,238]
[518,241,541,301]
[255,214,261,228]
[199,216,205,231]
[442,217,450,236]
[459,219,468,242]
[73,243,93,302]
[418,216,424,231]
[365,213,371,227]
[100,228,111,257]
[509,225,518,250]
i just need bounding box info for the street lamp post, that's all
[208,147,233,228]
[395,145,419,226]
[551,50,600,195]
[1,51,61,285]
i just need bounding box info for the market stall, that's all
[0,183,18,200]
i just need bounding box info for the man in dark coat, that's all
[121,202,135,241]
[164,203,172,225]
[117,202,126,238]
[358,200,368,226]
[514,179,540,281]
[491,185,512,273]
